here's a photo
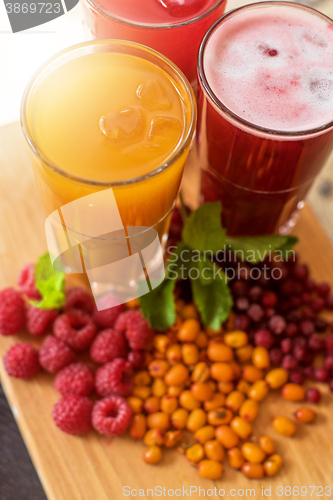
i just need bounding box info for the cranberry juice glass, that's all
[197,2,333,236]
[81,0,226,85]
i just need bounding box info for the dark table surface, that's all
[0,383,47,500]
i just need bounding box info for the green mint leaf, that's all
[226,235,298,264]
[182,202,226,253]
[191,261,233,331]
[32,252,65,310]
[278,236,299,257]
[139,279,176,330]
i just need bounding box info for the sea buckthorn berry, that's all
[143,428,165,446]
[132,386,151,400]
[181,304,199,321]
[258,435,275,455]
[281,383,305,402]
[265,368,289,389]
[152,378,167,398]
[134,371,151,386]
[236,380,251,394]
[224,331,248,349]
[177,319,200,342]
[196,332,208,349]
[205,326,223,337]
[179,390,201,410]
[166,344,182,364]
[143,445,163,465]
[230,361,242,379]
[204,393,226,411]
[207,342,234,362]
[171,408,189,429]
[197,460,224,479]
[207,408,233,426]
[127,396,144,414]
[206,380,217,392]
[168,385,184,397]
[241,442,266,463]
[160,395,178,414]
[225,391,246,412]
[241,462,265,479]
[191,382,213,402]
[236,345,253,363]
[204,440,225,462]
[230,417,253,440]
[164,430,182,448]
[215,425,240,448]
[239,399,259,422]
[147,412,170,430]
[248,380,269,401]
[272,416,296,437]
[187,408,207,432]
[252,347,270,370]
[191,362,210,382]
[294,407,316,423]
[228,447,244,469]
[263,454,283,476]
[194,425,215,444]
[242,365,263,383]
[164,364,189,386]
[210,362,235,382]
[144,397,160,414]
[186,443,205,464]
[154,335,170,354]
[181,343,199,366]
[129,414,147,439]
[148,360,170,378]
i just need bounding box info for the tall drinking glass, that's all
[197,2,333,236]
[21,40,196,308]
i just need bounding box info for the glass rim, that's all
[21,39,196,188]
[198,1,333,138]
[83,0,226,29]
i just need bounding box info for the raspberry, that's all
[115,310,153,350]
[4,343,39,379]
[128,350,146,369]
[90,329,128,364]
[93,293,125,329]
[95,359,133,397]
[0,288,25,336]
[26,305,58,336]
[17,264,41,300]
[52,395,93,435]
[63,288,93,314]
[54,363,95,396]
[254,329,273,349]
[39,335,76,373]
[92,396,132,437]
[53,310,97,351]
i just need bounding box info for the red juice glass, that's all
[197,2,333,236]
[81,0,226,85]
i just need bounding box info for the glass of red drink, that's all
[81,0,226,85]
[197,2,333,236]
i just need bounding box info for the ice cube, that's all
[309,78,333,101]
[100,107,146,142]
[148,116,182,148]
[156,0,204,18]
[136,80,172,112]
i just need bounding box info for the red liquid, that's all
[198,3,333,236]
[82,0,226,83]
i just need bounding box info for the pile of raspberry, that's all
[1,263,155,437]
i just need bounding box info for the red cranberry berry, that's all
[306,387,321,404]
[314,368,330,382]
[308,334,325,352]
[292,264,308,281]
[285,323,298,337]
[286,309,303,323]
[232,281,249,298]
[329,380,333,393]
[304,366,315,379]
[282,354,298,370]
[269,315,286,335]
[254,329,274,349]
[304,278,316,292]
[299,320,314,336]
[235,297,250,312]
[301,292,311,305]
[261,291,277,308]
[249,286,263,302]
[325,334,333,353]
[270,348,283,366]
[314,318,328,332]
[234,314,250,331]
[293,344,307,362]
[324,356,333,371]
[281,338,292,354]
[289,370,305,385]
[316,282,330,297]
[311,297,325,313]
[264,308,276,319]
[326,295,333,310]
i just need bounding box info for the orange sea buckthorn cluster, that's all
[126,304,317,479]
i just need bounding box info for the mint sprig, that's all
[30,252,66,310]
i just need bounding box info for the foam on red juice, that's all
[198,3,333,236]
[82,0,226,83]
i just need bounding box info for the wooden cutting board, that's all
[1,122,333,500]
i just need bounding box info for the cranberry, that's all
[302,352,314,366]
[314,368,330,382]
[293,344,307,361]
[284,252,298,267]
[326,295,333,310]
[308,334,325,352]
[302,307,314,321]
[292,264,309,281]
[314,318,328,332]
[232,280,249,298]
[270,348,283,366]
[285,323,299,337]
[254,329,274,349]
[325,334,333,353]
[280,279,298,296]
[264,308,276,319]
[324,356,333,371]
[304,366,315,379]
[290,296,302,309]
[311,297,325,313]
[247,304,264,323]
[289,370,305,385]
[301,292,311,305]
[286,310,303,323]
[279,301,291,313]
[306,387,321,404]
[239,266,251,281]
[305,278,316,292]
[282,354,298,370]
[234,314,250,331]
[329,380,333,393]
[281,338,292,354]
[235,297,250,312]
[268,315,286,335]
[249,286,263,302]
[261,291,277,308]
[316,282,331,297]
[299,320,314,336]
